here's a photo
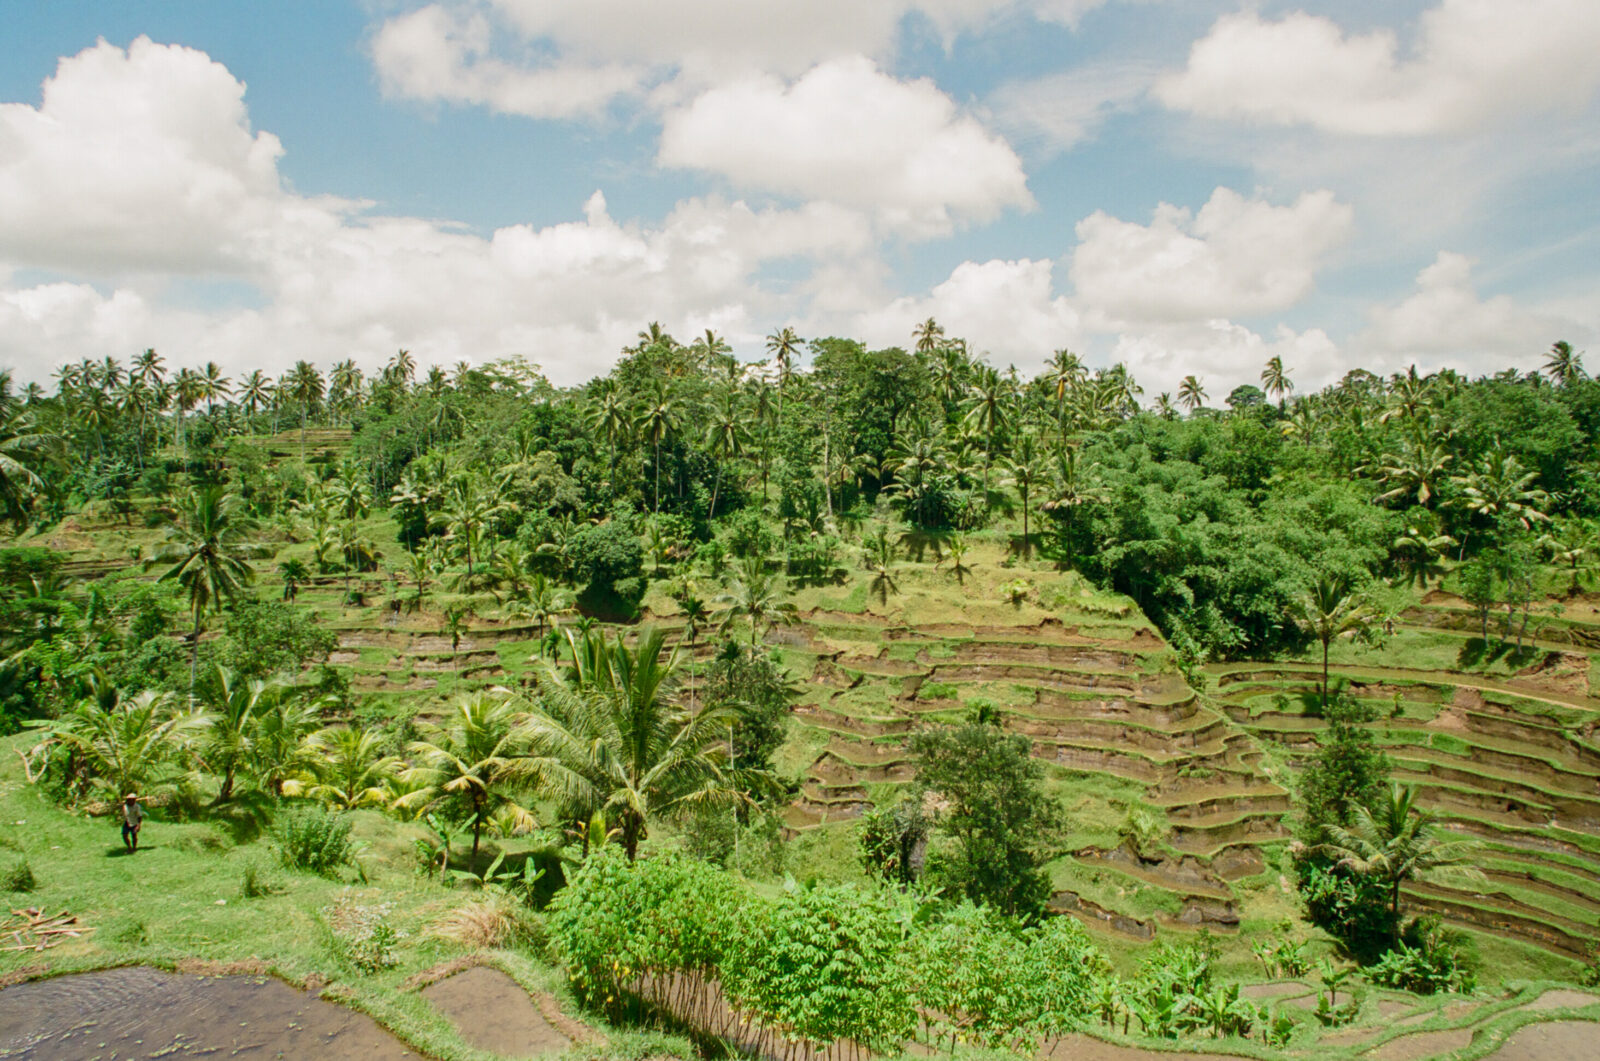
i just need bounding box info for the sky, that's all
[1,0,1597,396]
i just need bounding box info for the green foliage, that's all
[2,857,36,892]
[274,804,356,876]
[909,721,1060,917]
[1366,918,1478,994]
[1297,693,1392,844]
[857,796,931,884]
[723,881,916,1051]
[569,515,645,618]
[1296,858,1397,964]
[703,643,793,775]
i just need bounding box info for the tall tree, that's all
[525,628,758,859]
[154,487,258,689]
[1287,576,1372,710]
[1319,783,1479,927]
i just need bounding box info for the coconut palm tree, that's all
[1000,435,1047,557]
[523,628,756,860]
[702,390,750,518]
[37,682,200,801]
[1287,576,1372,710]
[586,382,631,500]
[153,487,258,688]
[297,727,401,810]
[764,325,802,422]
[1451,450,1551,530]
[1544,340,1585,388]
[634,383,680,512]
[1261,355,1294,408]
[398,692,537,865]
[251,695,323,798]
[1178,375,1207,412]
[717,562,798,646]
[430,477,507,580]
[0,372,62,530]
[199,666,289,802]
[1319,783,1480,927]
[961,366,1010,494]
[285,360,325,462]
[912,317,946,356]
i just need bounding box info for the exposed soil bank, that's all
[0,966,425,1060]
[420,965,572,1056]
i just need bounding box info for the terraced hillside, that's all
[1208,588,1600,962]
[645,541,1289,940]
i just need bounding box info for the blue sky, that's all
[1,0,1596,394]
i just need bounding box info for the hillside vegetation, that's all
[2,330,1600,1059]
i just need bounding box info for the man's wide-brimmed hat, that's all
[123,793,139,801]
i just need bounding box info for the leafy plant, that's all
[2,857,35,892]
[274,804,356,876]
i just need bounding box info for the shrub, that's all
[238,857,281,899]
[274,805,355,876]
[324,896,401,973]
[1366,918,1478,994]
[2,858,36,892]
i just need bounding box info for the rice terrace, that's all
[4,3,1600,1061]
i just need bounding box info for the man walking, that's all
[120,794,144,852]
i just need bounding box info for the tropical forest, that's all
[3,328,1600,1061]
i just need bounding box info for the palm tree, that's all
[1178,375,1207,412]
[634,383,680,512]
[1544,340,1585,387]
[238,370,274,421]
[1392,527,1457,590]
[717,562,798,646]
[586,383,631,500]
[761,326,800,428]
[39,686,199,801]
[1041,446,1107,568]
[1373,440,1454,507]
[1451,450,1551,530]
[199,361,232,416]
[298,727,402,810]
[1045,347,1084,404]
[398,692,537,865]
[388,348,416,389]
[431,477,507,580]
[251,695,323,798]
[912,317,945,355]
[153,487,258,688]
[1319,783,1480,927]
[1000,435,1047,557]
[524,628,755,860]
[0,372,62,530]
[1261,355,1294,408]
[961,366,1010,494]
[702,390,750,518]
[199,665,287,802]
[1287,576,1371,710]
[285,360,325,462]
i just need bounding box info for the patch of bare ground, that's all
[1366,1026,1474,1060]
[1521,989,1600,1012]
[420,964,587,1056]
[1238,980,1310,1000]
[1039,1035,1250,1061]
[1484,1020,1600,1059]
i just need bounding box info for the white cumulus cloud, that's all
[1356,252,1583,375]
[1157,0,1600,136]
[1070,187,1352,326]
[658,56,1032,236]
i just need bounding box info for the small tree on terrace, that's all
[1287,576,1371,711]
[153,487,258,690]
[1318,782,1479,930]
[524,628,759,860]
[398,692,537,866]
[911,720,1062,917]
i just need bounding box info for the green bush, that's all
[1366,918,1478,994]
[274,805,355,876]
[2,858,36,892]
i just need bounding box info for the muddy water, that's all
[0,966,426,1059]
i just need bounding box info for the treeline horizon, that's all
[1,321,1594,670]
